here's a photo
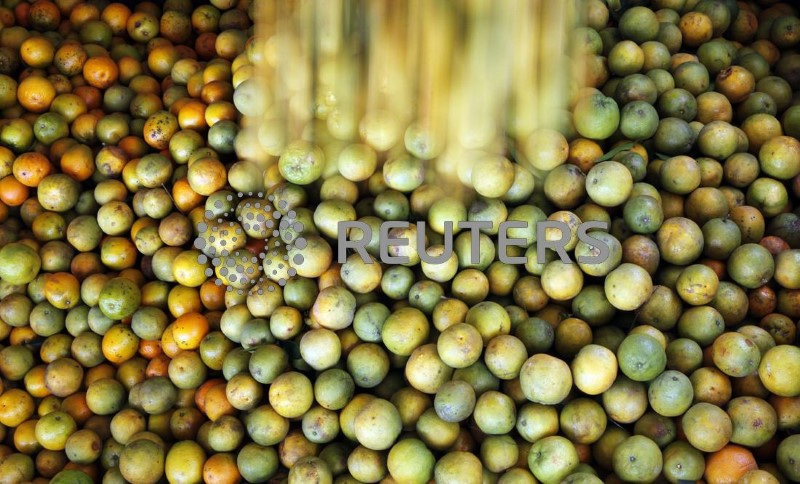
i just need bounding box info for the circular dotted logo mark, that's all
[193,191,305,294]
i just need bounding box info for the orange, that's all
[102,325,140,365]
[28,1,61,32]
[147,45,181,79]
[204,101,237,127]
[202,453,241,484]
[167,285,203,318]
[172,178,204,213]
[0,175,30,206]
[138,339,162,360]
[172,312,210,350]
[716,66,755,104]
[17,76,55,112]
[12,152,52,187]
[203,383,235,421]
[59,143,94,181]
[160,324,182,359]
[679,12,713,48]
[23,365,49,399]
[19,36,54,68]
[195,378,226,414]
[143,111,179,150]
[100,3,131,35]
[82,56,119,89]
[704,445,758,484]
[69,4,100,28]
[53,41,89,76]
[43,272,80,310]
[567,138,603,173]
[200,280,226,311]
[178,100,208,131]
[0,389,35,427]
[60,393,92,426]
[13,419,40,454]
[145,353,170,378]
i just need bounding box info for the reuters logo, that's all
[193,191,306,294]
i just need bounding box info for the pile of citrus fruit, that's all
[0,0,798,483]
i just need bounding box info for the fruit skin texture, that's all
[704,445,758,484]
[519,354,572,405]
[682,402,733,453]
[527,435,579,484]
[758,345,800,397]
[573,93,620,140]
[612,435,663,483]
[0,242,41,284]
[777,434,800,482]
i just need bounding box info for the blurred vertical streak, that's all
[254,0,582,193]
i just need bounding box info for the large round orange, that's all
[59,143,94,181]
[102,325,140,365]
[147,45,180,79]
[100,3,131,35]
[43,272,80,310]
[19,36,54,68]
[202,452,241,484]
[172,178,204,213]
[167,285,202,318]
[23,365,49,398]
[27,0,61,32]
[204,101,237,127]
[0,175,30,206]
[54,41,88,77]
[705,445,758,484]
[172,312,210,351]
[178,100,207,131]
[82,56,119,89]
[13,419,40,454]
[143,111,179,150]
[17,75,55,112]
[12,152,52,187]
[0,390,35,428]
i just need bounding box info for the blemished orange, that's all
[12,152,52,187]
